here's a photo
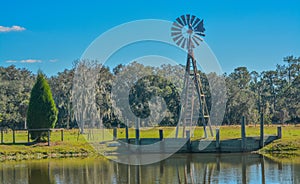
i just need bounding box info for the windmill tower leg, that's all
[191,56,214,137]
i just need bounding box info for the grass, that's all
[257,125,300,159]
[0,125,299,161]
[0,129,95,161]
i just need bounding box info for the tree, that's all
[27,71,58,141]
[0,65,34,129]
[229,67,250,89]
[49,69,74,129]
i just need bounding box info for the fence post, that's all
[125,126,129,143]
[216,128,220,149]
[61,129,64,141]
[1,129,3,144]
[135,118,140,145]
[135,128,140,145]
[186,130,191,151]
[159,129,164,141]
[277,127,282,139]
[260,113,264,148]
[241,116,246,151]
[12,129,15,144]
[47,129,50,146]
[27,130,30,143]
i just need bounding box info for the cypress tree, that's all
[27,71,58,141]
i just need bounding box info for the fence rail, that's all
[0,128,64,146]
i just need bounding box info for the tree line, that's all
[0,55,299,129]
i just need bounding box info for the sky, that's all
[0,0,300,76]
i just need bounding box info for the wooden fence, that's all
[0,128,64,146]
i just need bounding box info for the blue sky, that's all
[1,0,299,76]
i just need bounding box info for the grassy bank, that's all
[0,125,299,161]
[257,125,300,160]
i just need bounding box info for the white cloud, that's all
[5,59,42,63]
[5,60,18,63]
[0,25,26,33]
[49,59,58,62]
[20,59,41,63]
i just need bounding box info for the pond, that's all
[0,153,299,184]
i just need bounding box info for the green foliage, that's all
[0,55,299,130]
[27,71,58,141]
[0,65,34,128]
[129,75,181,126]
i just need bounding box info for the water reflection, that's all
[0,153,299,184]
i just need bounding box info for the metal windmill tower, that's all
[171,14,213,138]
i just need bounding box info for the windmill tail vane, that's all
[194,20,205,36]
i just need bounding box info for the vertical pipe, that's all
[260,113,264,148]
[216,128,220,149]
[241,116,246,151]
[277,126,282,139]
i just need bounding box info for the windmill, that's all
[171,14,213,138]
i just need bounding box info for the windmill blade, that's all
[176,36,185,47]
[173,22,183,29]
[193,34,203,42]
[171,27,182,32]
[192,36,201,46]
[171,31,182,37]
[186,14,191,25]
[180,15,187,25]
[192,18,201,27]
[190,15,196,25]
[173,35,183,42]
[176,17,184,26]
[181,38,187,49]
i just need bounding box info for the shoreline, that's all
[0,126,299,162]
[1,142,299,162]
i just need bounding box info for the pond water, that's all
[0,153,299,184]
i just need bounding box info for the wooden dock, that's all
[112,134,279,154]
[103,116,282,154]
